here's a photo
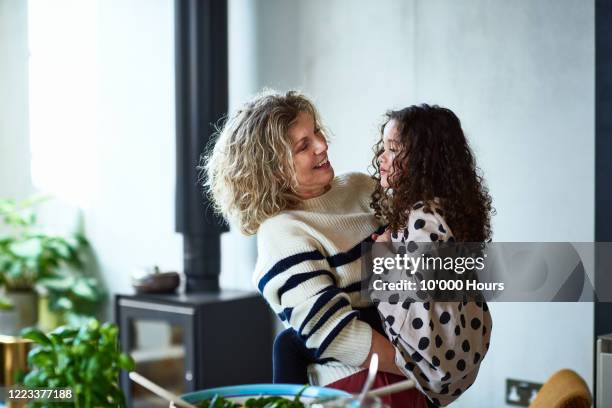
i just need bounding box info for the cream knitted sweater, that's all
[253,172,383,383]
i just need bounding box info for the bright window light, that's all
[28,0,98,208]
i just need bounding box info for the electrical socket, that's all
[506,378,543,406]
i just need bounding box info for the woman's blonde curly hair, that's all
[203,90,325,235]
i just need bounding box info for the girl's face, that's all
[289,111,334,199]
[378,119,402,189]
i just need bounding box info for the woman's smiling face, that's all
[289,111,334,199]
[378,119,402,189]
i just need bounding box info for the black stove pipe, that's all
[175,0,229,292]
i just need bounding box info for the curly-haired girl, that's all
[371,104,494,406]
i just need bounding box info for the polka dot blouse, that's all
[376,201,493,407]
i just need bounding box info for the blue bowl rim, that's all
[181,384,351,402]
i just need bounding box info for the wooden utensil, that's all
[366,378,416,398]
[128,371,198,408]
[357,353,379,405]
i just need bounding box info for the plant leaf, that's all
[47,239,71,259]
[9,237,43,258]
[21,327,53,346]
[56,349,72,372]
[50,326,79,340]
[23,370,43,388]
[39,276,75,291]
[28,348,55,368]
[72,278,98,301]
[118,353,135,371]
[55,296,74,311]
[85,354,101,382]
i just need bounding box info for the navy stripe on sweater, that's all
[315,310,360,359]
[297,286,342,335]
[340,277,368,293]
[277,307,293,322]
[327,225,385,267]
[257,250,325,293]
[258,225,385,294]
[304,297,351,340]
[276,278,369,322]
[327,243,363,268]
[277,270,337,301]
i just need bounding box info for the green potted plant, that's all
[0,196,103,334]
[21,319,135,407]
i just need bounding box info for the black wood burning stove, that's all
[116,292,273,407]
[116,1,273,406]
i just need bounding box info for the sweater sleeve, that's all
[254,217,373,367]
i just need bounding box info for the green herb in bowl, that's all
[199,386,308,408]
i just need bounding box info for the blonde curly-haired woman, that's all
[205,90,430,408]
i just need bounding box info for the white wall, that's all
[251,0,595,406]
[87,0,181,305]
[220,0,260,291]
[0,0,32,200]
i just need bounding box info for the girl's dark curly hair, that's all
[370,104,494,242]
